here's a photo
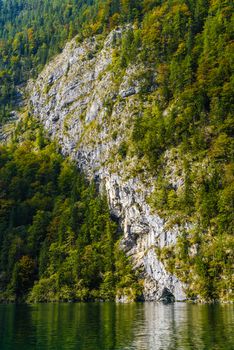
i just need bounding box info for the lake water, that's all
[0,302,233,349]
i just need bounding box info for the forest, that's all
[0,0,233,301]
[0,0,142,122]
[0,117,141,302]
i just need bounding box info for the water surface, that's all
[0,302,233,349]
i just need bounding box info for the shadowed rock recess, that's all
[28,28,186,301]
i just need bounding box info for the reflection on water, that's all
[0,302,233,350]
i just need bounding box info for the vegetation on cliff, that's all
[0,0,233,301]
[0,117,141,302]
[128,0,234,301]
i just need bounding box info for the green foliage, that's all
[0,0,143,123]
[0,120,141,302]
[129,0,233,301]
[132,104,166,166]
[151,159,234,301]
[118,141,128,159]
[0,0,233,302]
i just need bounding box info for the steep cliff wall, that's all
[28,28,186,301]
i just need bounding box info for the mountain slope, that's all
[0,0,141,122]
[28,2,233,300]
[0,119,142,302]
[28,27,186,300]
[0,0,233,302]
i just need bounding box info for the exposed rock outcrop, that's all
[27,28,187,301]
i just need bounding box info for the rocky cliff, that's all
[27,28,186,301]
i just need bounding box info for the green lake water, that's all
[0,302,233,349]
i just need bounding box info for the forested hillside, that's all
[0,0,142,122]
[0,0,92,121]
[0,0,233,302]
[0,117,141,302]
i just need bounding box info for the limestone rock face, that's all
[28,28,186,301]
